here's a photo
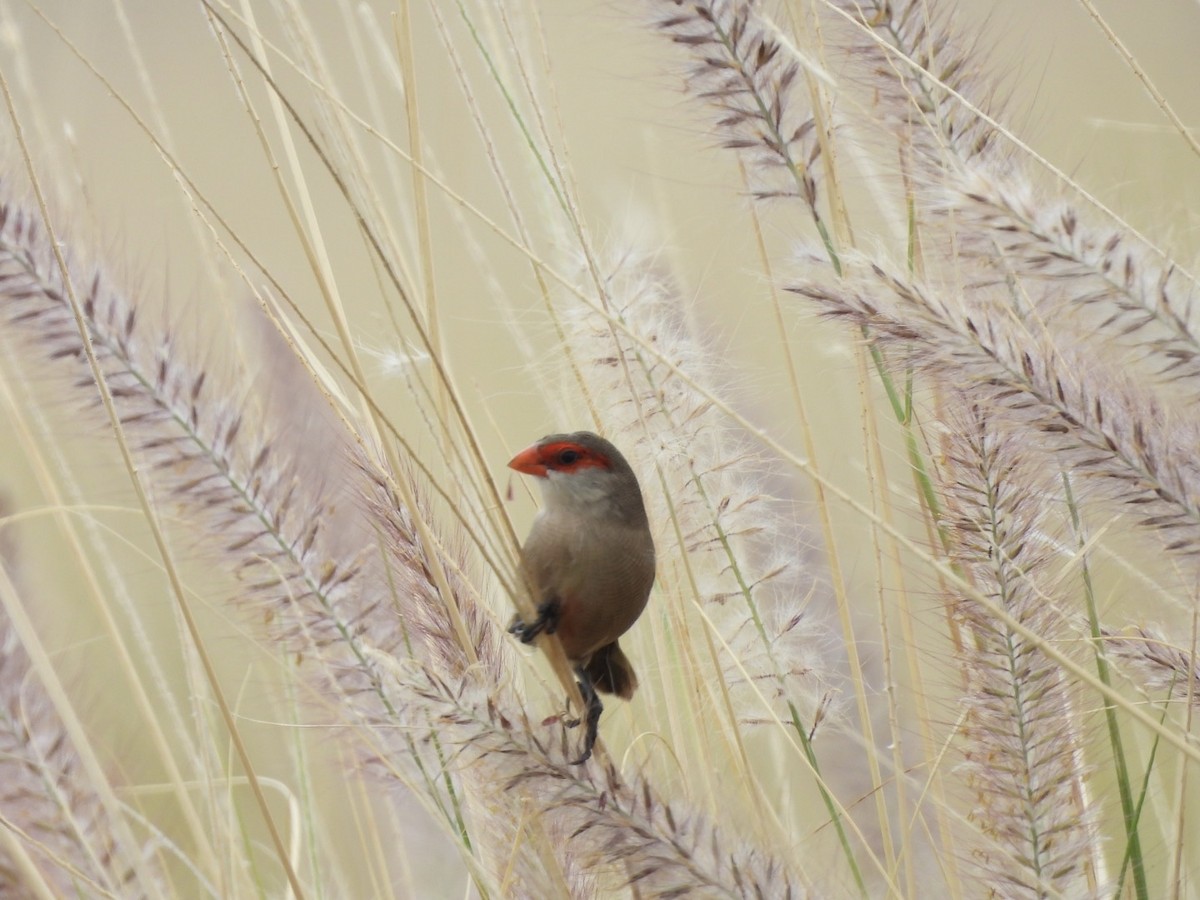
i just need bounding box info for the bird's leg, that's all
[507,597,561,644]
[570,666,603,765]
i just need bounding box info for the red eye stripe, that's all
[539,441,611,472]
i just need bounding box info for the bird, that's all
[507,431,656,764]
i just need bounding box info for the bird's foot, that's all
[508,599,560,644]
[569,671,604,766]
[544,694,581,729]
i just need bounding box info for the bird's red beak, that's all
[508,443,548,477]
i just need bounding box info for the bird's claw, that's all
[508,599,560,644]
[509,608,604,765]
[570,670,603,766]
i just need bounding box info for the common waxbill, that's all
[507,431,656,764]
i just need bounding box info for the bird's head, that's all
[508,431,648,524]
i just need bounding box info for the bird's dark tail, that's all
[583,641,638,700]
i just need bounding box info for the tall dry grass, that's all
[0,0,1197,897]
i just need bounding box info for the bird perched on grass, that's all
[507,431,656,764]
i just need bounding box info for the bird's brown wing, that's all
[519,510,655,663]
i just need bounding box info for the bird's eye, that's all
[557,448,581,465]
